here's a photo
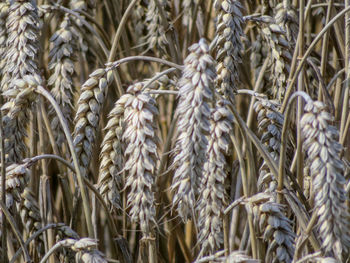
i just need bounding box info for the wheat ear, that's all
[145,0,170,57]
[1,0,41,163]
[253,201,295,263]
[274,1,298,45]
[48,14,78,147]
[301,101,350,259]
[171,38,215,221]
[197,99,234,254]
[0,2,9,78]
[122,82,159,236]
[98,94,130,212]
[255,16,292,102]
[212,0,244,102]
[73,68,113,176]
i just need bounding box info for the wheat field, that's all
[0,0,350,262]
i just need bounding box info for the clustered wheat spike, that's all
[132,1,145,39]
[48,14,78,146]
[145,0,170,57]
[197,100,233,254]
[250,33,270,87]
[171,38,215,221]
[257,16,292,101]
[301,101,350,259]
[97,94,130,212]
[182,0,196,26]
[73,68,113,176]
[122,82,159,236]
[17,187,44,255]
[274,1,298,45]
[252,98,296,263]
[254,98,293,191]
[212,0,244,102]
[0,2,9,78]
[253,201,295,263]
[0,1,350,262]
[52,238,107,263]
[0,163,30,238]
[220,251,260,262]
[1,0,40,164]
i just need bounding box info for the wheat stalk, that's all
[171,38,215,221]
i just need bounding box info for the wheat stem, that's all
[278,91,312,203]
[0,200,31,263]
[35,85,94,238]
[0,94,6,262]
[282,5,350,112]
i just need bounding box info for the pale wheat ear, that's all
[274,1,298,45]
[121,82,160,261]
[48,14,78,149]
[212,0,244,103]
[97,93,130,212]
[1,0,40,164]
[171,38,215,222]
[197,99,234,255]
[40,238,107,263]
[73,68,113,177]
[0,2,9,79]
[253,98,293,192]
[145,0,171,58]
[301,101,350,260]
